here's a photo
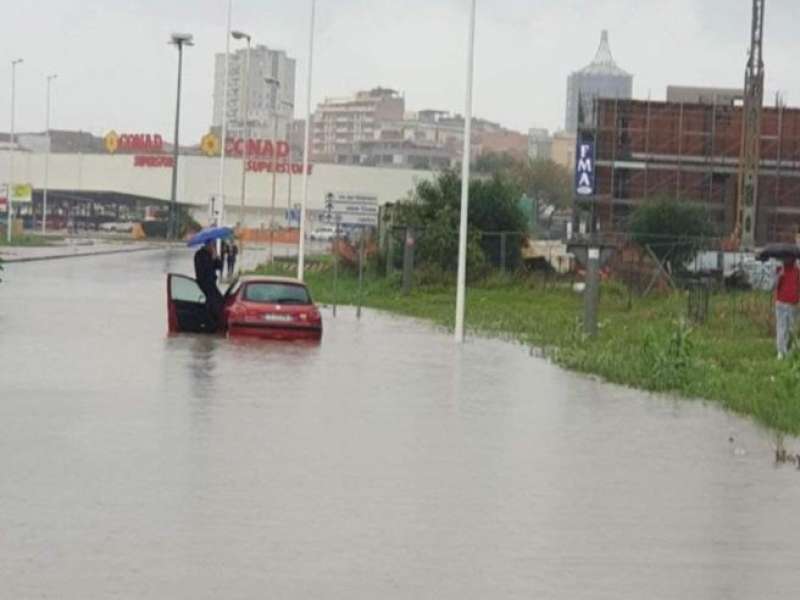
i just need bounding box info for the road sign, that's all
[325,192,378,227]
[0,183,31,211]
[286,208,301,227]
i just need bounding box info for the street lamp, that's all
[217,0,233,228]
[454,0,477,344]
[7,58,23,243]
[42,74,57,234]
[297,0,316,281]
[168,33,194,240]
[231,30,252,236]
[265,76,281,264]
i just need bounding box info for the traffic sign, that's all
[325,192,378,227]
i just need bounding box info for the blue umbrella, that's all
[186,226,235,247]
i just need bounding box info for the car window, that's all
[244,282,311,305]
[171,276,206,303]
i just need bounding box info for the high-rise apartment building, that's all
[212,45,296,141]
[565,30,632,133]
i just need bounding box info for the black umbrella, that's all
[756,243,800,262]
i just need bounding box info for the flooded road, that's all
[2,250,800,599]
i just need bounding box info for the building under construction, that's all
[589,97,800,244]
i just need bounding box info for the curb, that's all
[1,245,168,264]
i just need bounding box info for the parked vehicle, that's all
[309,225,337,241]
[99,221,136,233]
[167,274,322,341]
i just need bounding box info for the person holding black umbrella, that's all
[775,256,800,360]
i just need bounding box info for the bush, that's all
[629,198,716,269]
[394,170,527,272]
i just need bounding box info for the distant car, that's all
[167,274,322,341]
[99,221,135,233]
[309,225,337,241]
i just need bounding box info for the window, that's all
[171,276,206,303]
[244,282,311,305]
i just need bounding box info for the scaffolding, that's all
[591,98,800,244]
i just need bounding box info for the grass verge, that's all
[254,260,800,435]
[0,233,60,247]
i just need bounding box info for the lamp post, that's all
[297,0,316,280]
[231,31,251,272]
[218,0,233,228]
[7,58,22,243]
[168,33,194,240]
[454,0,477,344]
[42,74,57,234]
[231,30,251,233]
[265,76,281,264]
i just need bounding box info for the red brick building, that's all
[590,98,800,243]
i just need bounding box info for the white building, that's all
[212,45,296,141]
[0,150,433,227]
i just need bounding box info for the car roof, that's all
[237,275,308,286]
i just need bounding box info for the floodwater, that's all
[1,250,800,599]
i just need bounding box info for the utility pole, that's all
[737,0,766,250]
[265,77,282,264]
[168,34,194,240]
[43,74,57,234]
[217,0,233,228]
[232,31,252,230]
[7,58,22,243]
[231,30,252,271]
[454,0,477,344]
[297,0,316,281]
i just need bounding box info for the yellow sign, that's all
[201,133,221,157]
[11,184,32,203]
[104,130,120,154]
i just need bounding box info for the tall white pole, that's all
[7,59,22,243]
[217,0,233,227]
[43,74,56,234]
[238,35,251,232]
[454,0,477,344]
[297,0,316,281]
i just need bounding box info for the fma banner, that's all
[574,141,596,197]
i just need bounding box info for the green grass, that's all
[255,260,800,435]
[0,233,60,247]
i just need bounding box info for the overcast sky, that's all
[0,0,798,142]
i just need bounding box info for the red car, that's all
[167,274,323,341]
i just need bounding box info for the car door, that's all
[167,274,215,334]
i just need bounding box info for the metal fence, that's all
[277,227,781,337]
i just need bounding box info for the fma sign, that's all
[575,141,596,197]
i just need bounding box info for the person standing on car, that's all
[227,242,239,277]
[775,256,800,360]
[194,240,225,330]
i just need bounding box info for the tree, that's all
[474,151,573,209]
[394,170,527,272]
[629,198,716,269]
[512,158,573,209]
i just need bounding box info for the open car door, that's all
[167,274,216,334]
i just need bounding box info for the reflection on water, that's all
[1,250,800,599]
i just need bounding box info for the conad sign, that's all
[105,131,164,154]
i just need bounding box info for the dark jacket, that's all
[194,247,222,294]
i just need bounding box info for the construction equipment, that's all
[736,0,766,250]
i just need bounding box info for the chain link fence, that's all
[275,225,781,339]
